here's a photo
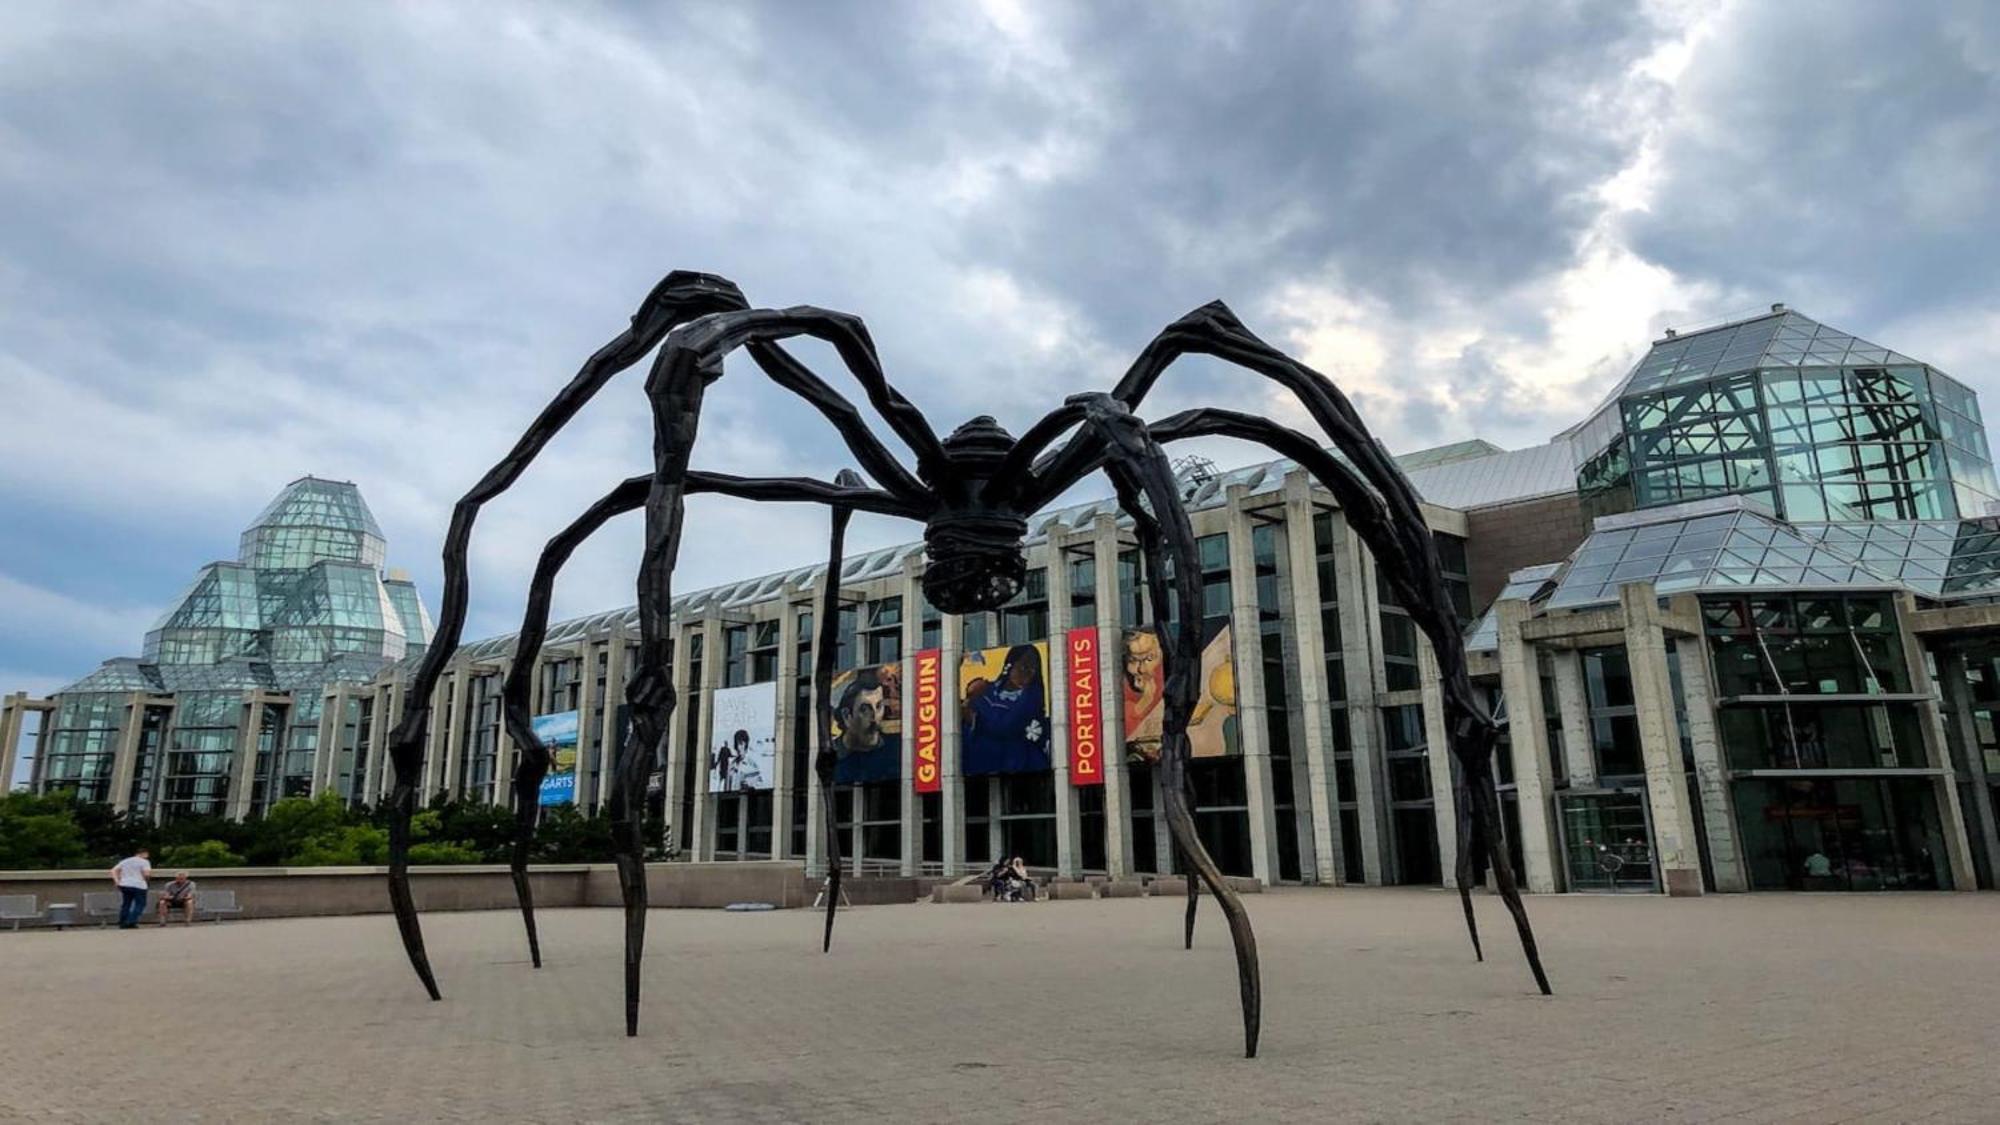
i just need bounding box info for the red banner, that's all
[912,648,942,793]
[1067,627,1104,786]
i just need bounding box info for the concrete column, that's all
[899,559,923,876]
[107,692,149,815]
[1494,599,1559,893]
[419,679,444,797]
[1666,597,1747,893]
[1550,649,1596,787]
[1278,474,1334,883]
[572,642,597,815]
[1937,649,2000,890]
[28,703,56,794]
[1046,531,1083,880]
[805,581,831,878]
[1620,584,1703,896]
[1090,516,1134,878]
[226,694,265,819]
[1417,641,1458,888]
[693,617,726,862]
[0,693,26,793]
[773,604,800,861]
[313,687,346,797]
[379,681,407,804]
[596,624,628,810]
[663,621,695,855]
[362,684,392,806]
[1331,511,1391,883]
[437,665,470,799]
[939,606,967,875]
[1894,593,1978,892]
[1224,488,1282,885]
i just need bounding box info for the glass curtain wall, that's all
[41,693,124,803]
[1704,592,1950,889]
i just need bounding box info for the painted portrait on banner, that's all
[959,642,1051,776]
[829,662,902,785]
[708,683,777,793]
[533,710,581,806]
[1120,624,1237,762]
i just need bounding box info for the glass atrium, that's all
[35,477,430,818]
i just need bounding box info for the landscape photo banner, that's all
[829,661,902,785]
[533,710,581,806]
[708,683,777,793]
[911,648,942,793]
[959,641,1051,776]
[1120,622,1238,762]
[1066,627,1104,786]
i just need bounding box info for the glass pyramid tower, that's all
[1564,306,1998,525]
[42,477,432,817]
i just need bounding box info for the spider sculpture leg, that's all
[494,472,913,973]
[810,471,871,952]
[1107,472,1207,953]
[380,270,751,1001]
[1077,394,1263,1059]
[1141,405,1550,996]
[601,312,937,1035]
[499,474,654,968]
[1454,777,1484,962]
[1184,834,1199,950]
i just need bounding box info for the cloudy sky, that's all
[3,0,1999,721]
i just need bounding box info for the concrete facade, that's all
[12,309,2000,899]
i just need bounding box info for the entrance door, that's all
[1558,790,1658,892]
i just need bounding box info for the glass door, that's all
[1558,790,1658,892]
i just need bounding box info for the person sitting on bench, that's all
[156,872,198,926]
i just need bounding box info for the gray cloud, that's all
[1628,1,2000,341]
[2,0,1995,696]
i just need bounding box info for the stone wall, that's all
[0,862,929,923]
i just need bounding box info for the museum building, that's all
[7,305,2000,896]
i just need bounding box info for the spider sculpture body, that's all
[381,270,1551,1060]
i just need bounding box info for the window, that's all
[1069,554,1097,629]
[861,597,902,665]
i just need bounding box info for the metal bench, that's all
[195,889,243,922]
[82,892,121,927]
[0,894,44,931]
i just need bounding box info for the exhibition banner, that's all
[829,661,902,785]
[708,683,777,793]
[1120,623,1238,761]
[1066,627,1104,786]
[959,641,1052,776]
[533,710,581,805]
[911,648,943,793]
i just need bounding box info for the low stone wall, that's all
[0,861,919,923]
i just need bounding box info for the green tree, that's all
[0,793,90,869]
[257,792,355,863]
[68,799,148,865]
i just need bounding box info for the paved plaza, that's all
[4,888,1997,1123]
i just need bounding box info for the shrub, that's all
[407,841,484,865]
[157,839,246,868]
[286,824,390,866]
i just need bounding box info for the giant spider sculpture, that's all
[381,270,1551,1060]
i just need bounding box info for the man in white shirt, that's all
[110,848,151,929]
